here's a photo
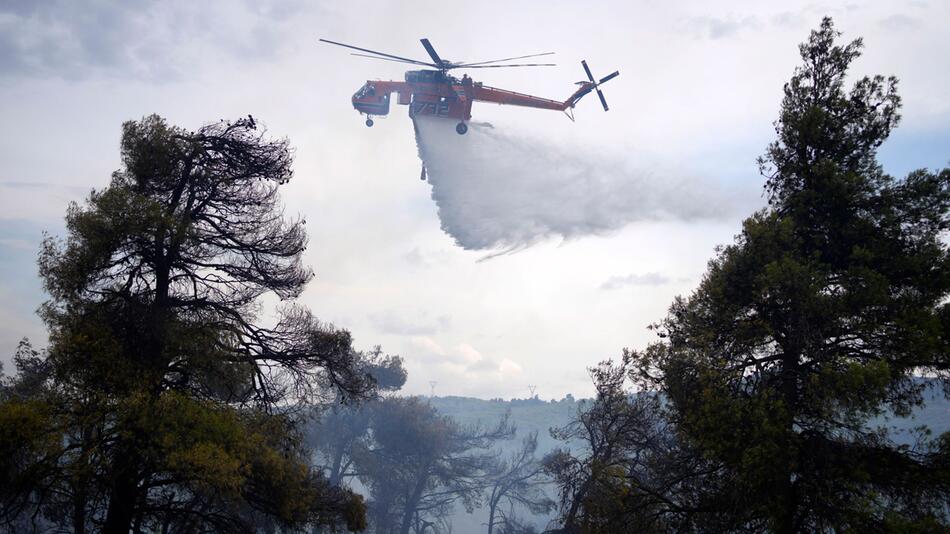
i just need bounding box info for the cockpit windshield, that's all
[353,84,376,99]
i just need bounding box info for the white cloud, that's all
[878,14,920,31]
[499,358,523,377]
[407,339,491,369]
[460,350,524,384]
[457,343,484,364]
[679,15,760,40]
[409,336,446,359]
[2,0,948,399]
[369,309,451,335]
[600,272,671,290]
[407,339,523,382]
[466,358,498,373]
[0,1,309,81]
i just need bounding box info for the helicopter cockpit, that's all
[353,84,376,99]
[351,82,391,124]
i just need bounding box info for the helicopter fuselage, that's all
[323,37,618,133]
[352,69,476,122]
[349,66,614,135]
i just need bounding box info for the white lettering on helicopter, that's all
[412,101,451,117]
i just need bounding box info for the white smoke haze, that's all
[413,115,746,252]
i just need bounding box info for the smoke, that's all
[413,115,745,252]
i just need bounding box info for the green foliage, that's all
[315,396,513,534]
[0,398,59,511]
[545,355,714,534]
[631,17,950,532]
[485,431,554,534]
[0,115,376,533]
[543,16,949,534]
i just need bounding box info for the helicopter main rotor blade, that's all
[350,53,431,66]
[457,63,556,69]
[320,38,436,67]
[456,52,555,67]
[420,38,445,67]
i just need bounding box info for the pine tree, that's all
[0,115,376,533]
[637,17,950,532]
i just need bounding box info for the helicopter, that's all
[320,38,619,135]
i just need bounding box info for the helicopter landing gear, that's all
[365,118,374,127]
[455,122,468,135]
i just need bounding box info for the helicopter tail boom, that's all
[469,60,619,115]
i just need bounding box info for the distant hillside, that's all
[429,382,950,454]
[424,396,577,533]
[428,395,582,457]
[309,386,950,534]
[424,384,950,533]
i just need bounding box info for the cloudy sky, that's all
[1,0,947,399]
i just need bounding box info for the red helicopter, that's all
[320,38,619,135]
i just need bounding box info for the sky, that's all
[0,0,947,399]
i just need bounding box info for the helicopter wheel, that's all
[455,122,468,135]
[365,118,374,127]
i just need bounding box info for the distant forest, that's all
[2,16,949,534]
[303,392,950,533]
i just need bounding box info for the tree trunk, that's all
[102,460,139,534]
[487,498,497,534]
[103,252,169,533]
[72,487,86,534]
[329,447,345,487]
[776,343,801,534]
[72,423,101,534]
[399,474,429,534]
[564,474,593,530]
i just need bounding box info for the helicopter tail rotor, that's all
[581,60,619,112]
